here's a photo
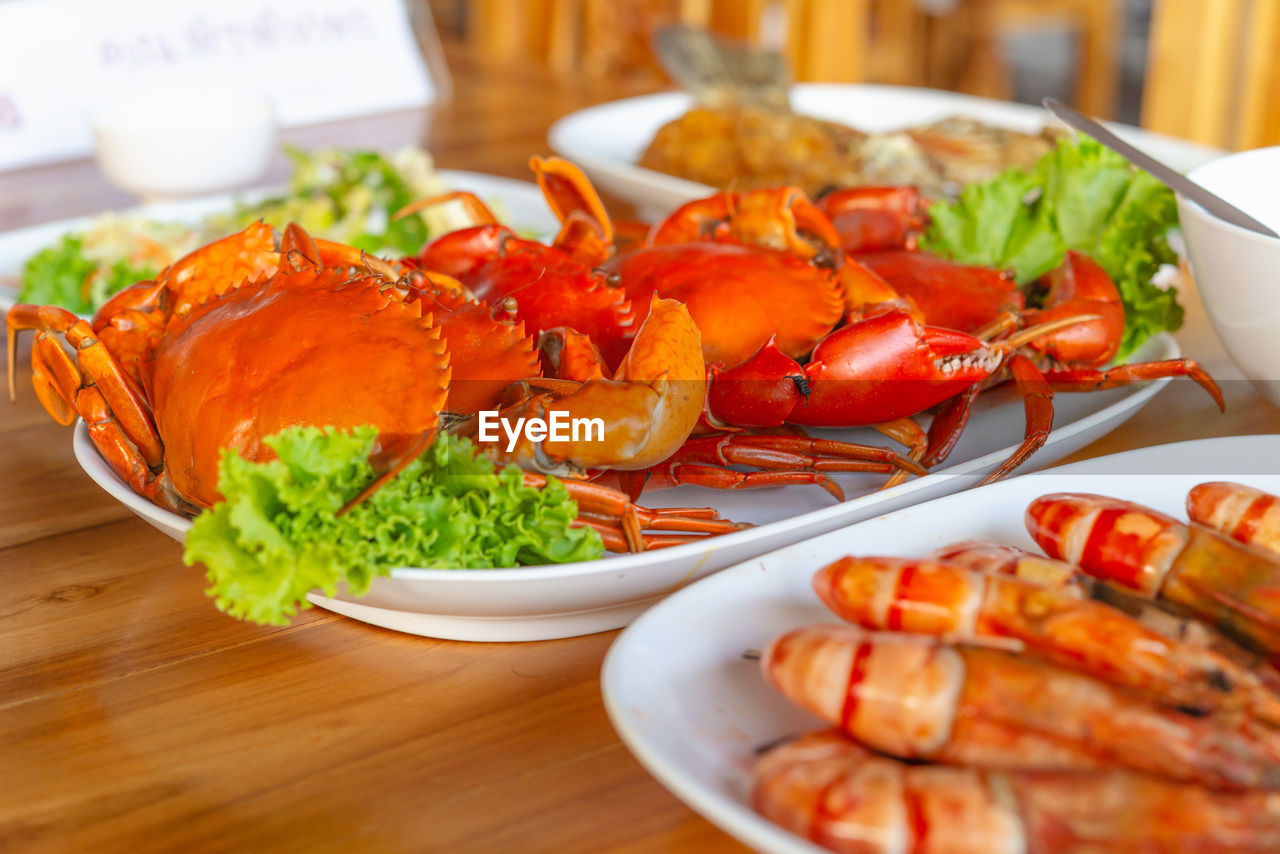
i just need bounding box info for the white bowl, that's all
[1178,146,1280,408]
[92,87,276,201]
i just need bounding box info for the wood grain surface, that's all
[3,50,1278,854]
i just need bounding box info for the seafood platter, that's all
[604,437,1280,853]
[3,112,1226,641]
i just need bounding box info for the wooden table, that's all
[3,56,1278,854]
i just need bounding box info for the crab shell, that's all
[414,225,638,368]
[144,265,455,508]
[603,242,845,370]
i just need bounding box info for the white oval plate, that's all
[601,435,1280,853]
[549,84,1225,220]
[69,328,1183,641]
[0,169,560,316]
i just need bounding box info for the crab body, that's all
[146,267,452,507]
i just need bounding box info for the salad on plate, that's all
[15,146,477,316]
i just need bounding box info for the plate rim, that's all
[70,330,1178,582]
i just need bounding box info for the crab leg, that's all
[394,190,502,227]
[656,464,846,500]
[1039,359,1225,408]
[814,556,1280,726]
[922,352,1221,487]
[763,623,1280,789]
[581,523,705,552]
[1028,493,1280,663]
[754,731,1280,854]
[76,386,195,514]
[523,473,747,553]
[669,433,924,475]
[922,383,981,468]
[873,417,929,488]
[8,304,164,468]
[528,156,614,264]
[627,431,928,501]
[979,352,1055,485]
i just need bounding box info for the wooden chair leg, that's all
[784,0,871,82]
[1143,0,1248,148]
[1238,0,1280,149]
[1073,0,1120,118]
[955,0,1013,102]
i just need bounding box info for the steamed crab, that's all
[7,221,734,551]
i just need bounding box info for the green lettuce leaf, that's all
[919,137,1183,358]
[182,428,603,625]
[18,235,159,315]
[208,146,442,256]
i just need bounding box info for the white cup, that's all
[91,86,276,202]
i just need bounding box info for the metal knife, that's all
[1042,97,1278,239]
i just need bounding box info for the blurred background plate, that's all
[549,84,1224,220]
[601,435,1280,854]
[0,169,559,317]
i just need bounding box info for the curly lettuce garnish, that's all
[183,428,603,625]
[19,233,167,315]
[17,147,481,315]
[920,137,1183,359]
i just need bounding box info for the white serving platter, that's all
[69,325,1182,642]
[0,169,561,315]
[601,435,1280,854]
[549,83,1226,220]
[10,160,1195,642]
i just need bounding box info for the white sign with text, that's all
[0,0,439,170]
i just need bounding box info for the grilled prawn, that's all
[1189,482,1280,558]
[1027,493,1280,664]
[813,555,1280,726]
[762,623,1280,790]
[754,730,1280,854]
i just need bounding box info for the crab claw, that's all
[706,337,807,429]
[817,185,928,253]
[793,310,997,426]
[706,310,997,430]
